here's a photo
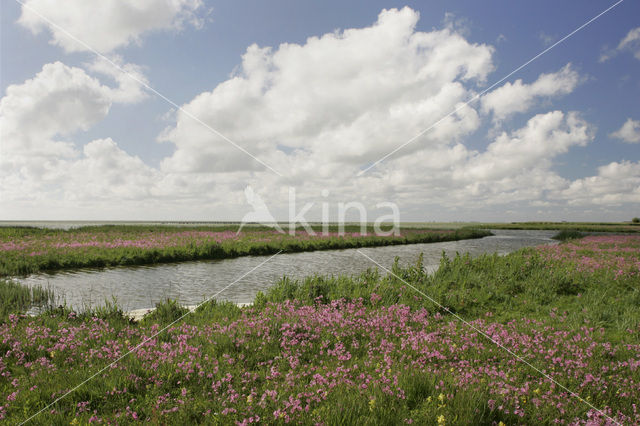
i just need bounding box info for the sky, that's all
[1,0,639,222]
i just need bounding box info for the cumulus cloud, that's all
[18,0,205,53]
[372,111,592,210]
[66,139,160,200]
[610,118,640,143]
[274,110,595,218]
[0,61,150,201]
[599,27,640,62]
[480,64,581,121]
[159,7,494,174]
[558,161,640,205]
[457,111,591,182]
[0,62,110,185]
[2,7,638,220]
[1,62,110,147]
[86,56,148,104]
[0,61,145,146]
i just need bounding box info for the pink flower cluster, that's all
[537,235,640,279]
[1,298,638,423]
[0,228,442,267]
[0,230,243,254]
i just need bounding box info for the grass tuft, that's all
[552,229,584,240]
[0,279,54,319]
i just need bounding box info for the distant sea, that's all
[0,221,242,230]
[0,221,447,230]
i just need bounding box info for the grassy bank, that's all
[0,280,54,318]
[1,235,639,424]
[0,225,489,277]
[476,221,640,233]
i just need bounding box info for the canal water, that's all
[18,230,557,312]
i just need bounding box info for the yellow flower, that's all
[70,419,79,425]
[436,414,446,425]
[498,422,506,426]
[438,393,445,403]
[247,395,253,404]
[49,351,56,359]
[369,398,376,412]
[427,396,432,403]
[533,388,540,395]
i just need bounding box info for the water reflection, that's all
[19,230,557,312]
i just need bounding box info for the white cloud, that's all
[480,64,581,121]
[2,7,638,221]
[372,111,592,210]
[160,7,494,174]
[0,61,145,148]
[442,12,471,37]
[0,61,149,200]
[538,32,555,46]
[599,27,640,62]
[557,161,640,205]
[619,27,640,60]
[0,62,110,176]
[66,139,160,200]
[269,110,595,217]
[86,56,148,104]
[18,0,205,53]
[610,118,640,143]
[457,111,591,182]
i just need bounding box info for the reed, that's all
[0,279,55,318]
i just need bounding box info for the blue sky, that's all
[1,0,639,221]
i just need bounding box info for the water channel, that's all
[18,229,557,312]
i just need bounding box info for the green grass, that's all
[1,236,638,424]
[475,221,640,233]
[0,225,490,277]
[551,229,585,240]
[0,279,55,318]
[256,249,640,334]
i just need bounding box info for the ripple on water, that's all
[19,230,557,312]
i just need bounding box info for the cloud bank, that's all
[2,7,639,221]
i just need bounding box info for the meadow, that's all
[0,225,489,277]
[476,221,640,234]
[1,234,639,424]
